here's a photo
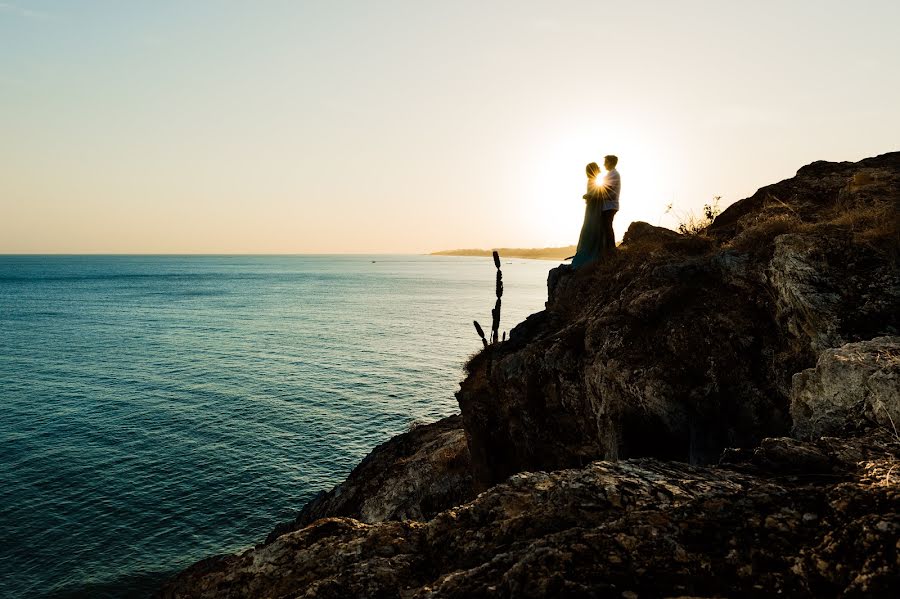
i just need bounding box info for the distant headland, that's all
[430,246,576,260]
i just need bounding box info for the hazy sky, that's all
[3,0,899,253]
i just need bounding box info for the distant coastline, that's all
[431,246,575,260]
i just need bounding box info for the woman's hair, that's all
[586,162,601,178]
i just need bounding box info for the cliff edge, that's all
[459,152,899,488]
[161,153,899,598]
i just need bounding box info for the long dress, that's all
[571,181,606,268]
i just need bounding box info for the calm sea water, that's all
[0,255,551,598]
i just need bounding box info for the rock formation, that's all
[162,429,898,598]
[459,152,899,487]
[265,415,473,542]
[161,152,900,598]
[791,336,900,440]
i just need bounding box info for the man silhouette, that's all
[600,155,620,253]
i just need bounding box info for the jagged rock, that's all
[461,233,792,486]
[770,229,851,354]
[770,231,900,357]
[721,436,834,474]
[160,431,900,598]
[459,153,900,488]
[708,152,900,240]
[545,263,574,308]
[266,415,472,543]
[162,153,900,598]
[791,337,900,440]
[620,220,683,246]
[546,223,713,313]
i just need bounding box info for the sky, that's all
[2,0,899,254]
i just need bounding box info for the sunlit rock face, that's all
[459,152,899,488]
[791,336,900,440]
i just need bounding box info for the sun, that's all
[520,120,675,245]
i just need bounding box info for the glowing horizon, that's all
[2,1,899,254]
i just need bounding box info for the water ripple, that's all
[0,254,549,598]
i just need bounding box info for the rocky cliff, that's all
[161,153,899,598]
[265,415,474,542]
[459,152,898,487]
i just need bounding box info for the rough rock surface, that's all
[770,229,899,356]
[791,337,900,440]
[161,431,899,598]
[267,415,472,542]
[162,153,900,598]
[460,152,899,487]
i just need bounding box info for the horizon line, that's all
[0,247,579,257]
[0,251,441,256]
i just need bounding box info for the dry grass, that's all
[829,202,899,243]
[723,190,898,257]
[619,233,716,261]
[877,401,900,444]
[676,214,711,236]
[881,463,897,487]
[666,196,722,236]
[870,403,900,488]
[432,442,468,471]
[462,347,494,378]
[827,200,900,266]
[828,170,899,241]
[726,214,809,253]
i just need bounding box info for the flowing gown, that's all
[571,182,606,268]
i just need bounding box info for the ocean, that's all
[0,255,552,598]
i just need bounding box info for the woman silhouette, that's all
[571,162,606,268]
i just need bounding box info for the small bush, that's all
[668,196,722,236]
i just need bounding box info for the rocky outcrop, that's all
[459,152,900,488]
[708,152,900,241]
[161,430,899,598]
[791,337,900,440]
[162,152,900,598]
[266,415,472,542]
[770,230,900,357]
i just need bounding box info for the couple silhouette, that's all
[571,155,620,268]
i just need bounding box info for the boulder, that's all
[620,220,682,246]
[770,230,900,357]
[791,337,900,440]
[266,415,472,543]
